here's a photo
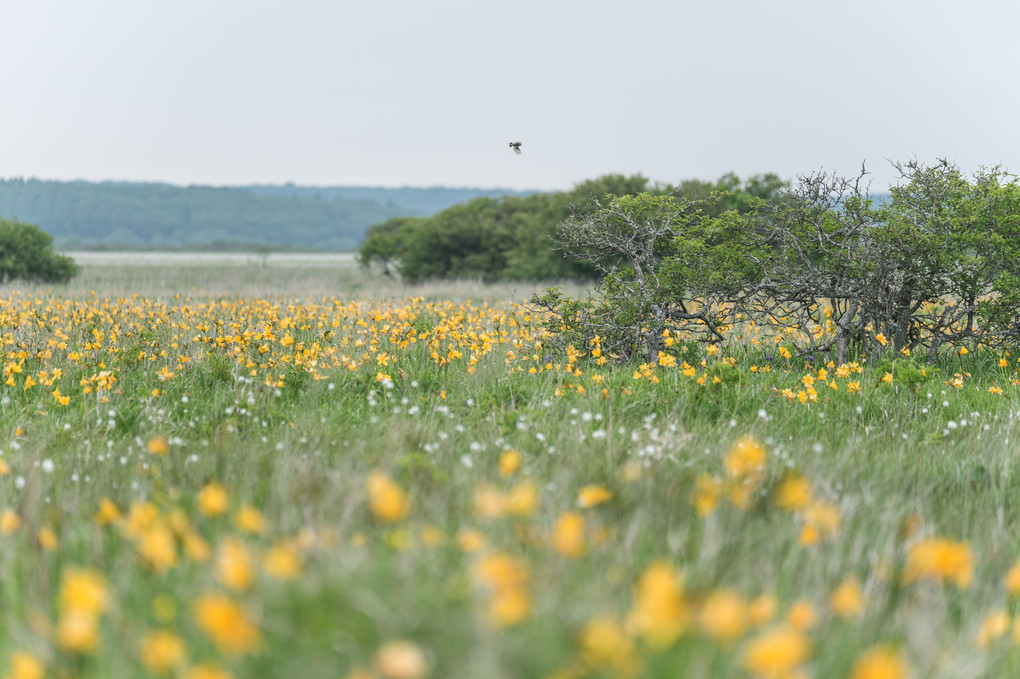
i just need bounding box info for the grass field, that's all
[0,257,1018,678]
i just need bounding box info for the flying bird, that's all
[509,141,522,155]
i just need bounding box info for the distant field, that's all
[63,251,358,268]
[41,252,587,300]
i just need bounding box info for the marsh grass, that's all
[0,259,1017,677]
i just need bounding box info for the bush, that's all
[532,192,749,360]
[740,160,1020,361]
[541,160,1020,364]
[0,218,79,284]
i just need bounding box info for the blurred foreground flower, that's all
[849,645,908,679]
[743,625,810,678]
[698,589,747,641]
[139,629,187,675]
[627,562,688,648]
[904,537,973,589]
[193,593,260,654]
[577,485,612,508]
[5,652,43,679]
[375,640,429,679]
[367,471,409,522]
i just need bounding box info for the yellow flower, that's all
[829,577,864,618]
[498,449,522,477]
[147,435,170,455]
[367,471,409,522]
[139,630,187,675]
[698,589,747,641]
[235,505,266,534]
[57,609,100,653]
[786,600,815,631]
[551,512,586,557]
[0,459,9,475]
[976,609,1010,649]
[959,346,969,355]
[799,500,841,545]
[881,372,893,384]
[1,509,21,535]
[489,587,532,627]
[579,617,637,672]
[775,475,811,511]
[849,645,909,679]
[197,483,229,517]
[748,593,777,627]
[60,569,109,616]
[1004,561,1020,596]
[217,537,255,591]
[504,480,539,516]
[456,528,486,553]
[743,626,810,678]
[375,640,429,679]
[692,474,722,517]
[193,593,260,654]
[473,484,508,520]
[724,436,766,481]
[183,530,212,562]
[904,537,973,589]
[577,485,612,508]
[38,526,58,551]
[5,652,44,679]
[476,553,530,593]
[875,333,887,346]
[263,542,302,580]
[93,498,122,526]
[138,523,178,573]
[627,562,688,648]
[121,501,160,539]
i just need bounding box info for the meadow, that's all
[0,256,1018,679]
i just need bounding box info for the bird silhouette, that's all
[509,141,522,155]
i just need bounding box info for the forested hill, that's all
[0,179,530,250]
[242,184,533,215]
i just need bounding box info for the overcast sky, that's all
[2,0,1018,191]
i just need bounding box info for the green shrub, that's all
[0,218,79,284]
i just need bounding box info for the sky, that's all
[2,0,1019,192]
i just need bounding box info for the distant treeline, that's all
[0,179,530,250]
[358,173,786,282]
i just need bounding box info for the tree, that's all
[737,160,1020,361]
[539,162,1020,365]
[533,191,747,361]
[0,219,79,284]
